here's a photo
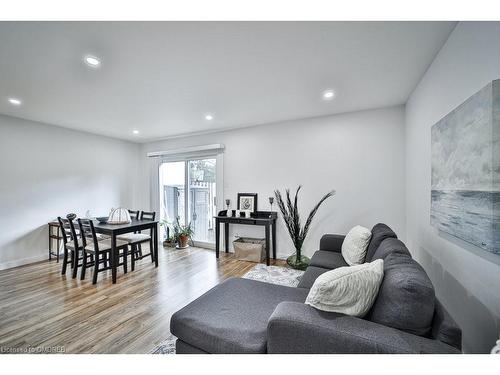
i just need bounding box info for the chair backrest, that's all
[140,211,156,221]
[57,217,72,245]
[67,217,81,250]
[128,210,140,220]
[139,211,156,235]
[77,218,100,251]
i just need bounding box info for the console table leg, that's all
[215,219,220,258]
[48,225,52,261]
[56,227,60,262]
[265,224,270,266]
[272,222,277,260]
[224,222,229,253]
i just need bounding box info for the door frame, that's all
[152,150,223,249]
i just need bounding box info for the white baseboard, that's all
[0,254,49,271]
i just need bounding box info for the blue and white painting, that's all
[431,80,500,254]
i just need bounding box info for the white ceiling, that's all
[0,22,456,142]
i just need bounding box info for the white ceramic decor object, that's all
[108,207,131,224]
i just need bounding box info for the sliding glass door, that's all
[159,161,186,229]
[188,159,217,244]
[159,157,217,247]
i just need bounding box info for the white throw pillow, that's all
[305,259,384,317]
[341,225,372,265]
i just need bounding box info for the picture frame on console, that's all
[237,193,258,213]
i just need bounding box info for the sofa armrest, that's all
[319,234,345,252]
[267,302,461,354]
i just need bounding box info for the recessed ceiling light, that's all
[84,55,101,68]
[8,98,22,106]
[205,114,214,121]
[132,130,139,135]
[322,90,335,100]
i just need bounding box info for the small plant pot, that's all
[177,235,190,249]
[286,254,310,270]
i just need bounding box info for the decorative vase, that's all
[178,235,190,249]
[286,250,310,270]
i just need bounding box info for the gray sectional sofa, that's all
[170,223,462,354]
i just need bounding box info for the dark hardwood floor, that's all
[0,246,284,353]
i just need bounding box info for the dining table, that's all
[93,218,159,283]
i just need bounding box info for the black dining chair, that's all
[58,216,82,277]
[78,218,129,284]
[128,209,140,220]
[66,216,90,279]
[117,211,156,270]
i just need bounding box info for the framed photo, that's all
[237,193,258,213]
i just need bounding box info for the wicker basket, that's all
[233,237,265,263]
[107,207,132,225]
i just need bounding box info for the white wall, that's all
[0,115,140,269]
[406,22,500,353]
[138,106,406,259]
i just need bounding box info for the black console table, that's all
[214,211,277,266]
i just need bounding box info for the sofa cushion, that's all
[306,259,384,317]
[309,251,348,270]
[297,266,330,289]
[319,234,345,252]
[170,277,309,353]
[431,300,462,350]
[368,252,435,337]
[176,339,209,354]
[116,233,151,242]
[371,237,411,261]
[365,223,398,262]
[341,225,372,265]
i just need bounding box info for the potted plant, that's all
[274,186,335,270]
[160,220,175,247]
[173,218,194,249]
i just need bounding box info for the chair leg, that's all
[61,248,69,275]
[103,252,108,268]
[81,252,87,280]
[72,250,79,279]
[131,244,136,271]
[92,252,99,285]
[150,239,154,263]
[138,243,143,258]
[123,247,128,274]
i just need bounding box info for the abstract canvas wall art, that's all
[431,80,499,254]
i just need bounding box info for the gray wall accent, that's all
[0,115,140,269]
[406,21,500,353]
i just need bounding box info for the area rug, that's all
[242,264,305,287]
[151,334,177,354]
[151,264,304,354]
